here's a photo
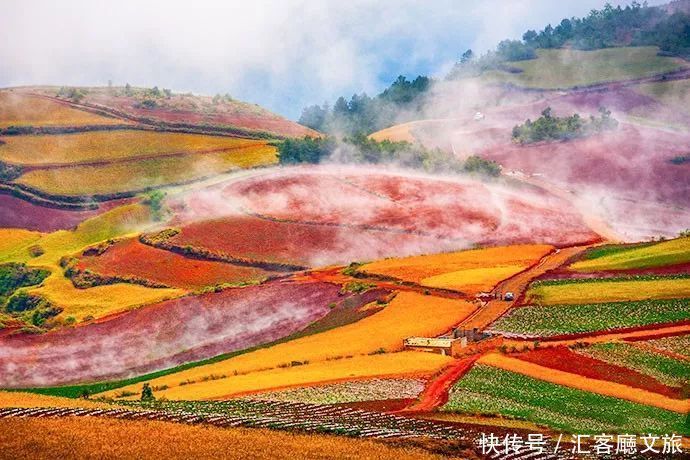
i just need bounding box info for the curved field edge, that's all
[482,47,687,90]
[0,92,124,128]
[7,287,389,397]
[526,277,690,305]
[98,292,474,399]
[14,145,278,197]
[442,364,688,435]
[577,342,690,388]
[0,131,268,166]
[477,353,686,413]
[570,236,690,272]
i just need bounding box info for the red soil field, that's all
[180,166,598,251]
[78,92,317,138]
[0,280,387,387]
[77,238,274,289]
[538,261,690,282]
[0,194,131,232]
[514,346,683,399]
[168,215,456,268]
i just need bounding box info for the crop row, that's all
[488,298,690,337]
[647,334,690,358]
[576,342,690,388]
[442,364,688,435]
[109,399,471,440]
[532,273,690,286]
[245,378,425,405]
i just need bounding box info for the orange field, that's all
[102,291,472,398]
[360,244,553,293]
[143,352,451,401]
[77,238,273,290]
[0,92,124,127]
[0,417,443,460]
[0,130,266,166]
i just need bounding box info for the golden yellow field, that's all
[571,237,690,272]
[528,278,690,305]
[27,270,184,322]
[0,391,108,409]
[0,130,265,165]
[144,352,450,401]
[478,353,688,413]
[102,291,471,398]
[7,203,186,321]
[16,145,277,196]
[0,228,42,260]
[0,417,444,460]
[0,92,124,127]
[361,244,553,293]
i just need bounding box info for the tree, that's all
[124,83,133,96]
[298,104,328,131]
[143,190,166,221]
[460,49,474,63]
[140,383,155,401]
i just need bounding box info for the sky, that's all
[0,0,667,120]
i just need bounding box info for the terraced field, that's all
[513,346,684,399]
[0,280,383,387]
[0,92,124,127]
[101,292,472,399]
[442,364,688,435]
[175,166,599,249]
[15,144,277,196]
[360,244,553,294]
[484,47,686,89]
[488,298,690,337]
[161,215,452,268]
[45,86,319,138]
[76,237,274,290]
[577,342,690,388]
[571,236,690,272]
[0,131,266,166]
[246,378,425,404]
[527,276,690,304]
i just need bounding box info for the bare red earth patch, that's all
[168,215,455,267]
[175,166,598,255]
[514,346,683,399]
[0,194,131,232]
[0,280,387,387]
[77,238,274,289]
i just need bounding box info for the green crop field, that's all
[489,298,690,337]
[578,342,690,388]
[571,237,690,272]
[442,365,687,434]
[484,47,686,89]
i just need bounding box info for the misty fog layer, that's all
[0,281,386,387]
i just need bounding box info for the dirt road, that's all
[458,245,592,330]
[398,354,481,413]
